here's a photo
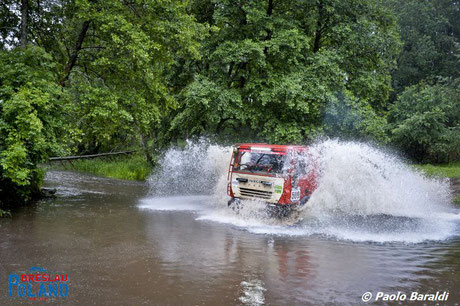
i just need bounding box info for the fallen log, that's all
[49,150,137,161]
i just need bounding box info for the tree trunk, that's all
[263,0,274,56]
[20,0,28,48]
[140,133,154,165]
[60,20,91,86]
[313,0,324,53]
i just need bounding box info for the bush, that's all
[389,81,460,162]
[323,91,389,143]
[0,47,70,209]
[54,154,153,181]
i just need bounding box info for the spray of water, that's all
[139,139,458,243]
[306,140,452,217]
[147,139,232,197]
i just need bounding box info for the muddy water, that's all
[1,170,459,305]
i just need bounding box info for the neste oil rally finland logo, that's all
[8,267,69,301]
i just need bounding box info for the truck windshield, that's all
[234,151,285,174]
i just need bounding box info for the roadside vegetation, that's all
[414,163,460,206]
[0,0,458,212]
[47,154,152,181]
[414,163,460,179]
[416,163,460,206]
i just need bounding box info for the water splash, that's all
[141,139,459,243]
[147,139,231,198]
[239,279,266,305]
[305,140,452,218]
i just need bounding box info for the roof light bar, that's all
[251,147,272,152]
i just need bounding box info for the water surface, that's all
[0,170,459,305]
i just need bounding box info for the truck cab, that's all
[227,143,317,212]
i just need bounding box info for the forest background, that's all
[0,0,458,209]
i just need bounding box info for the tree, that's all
[0,46,72,208]
[388,0,459,96]
[2,0,205,158]
[0,0,205,210]
[389,80,460,162]
[20,0,28,47]
[58,0,205,162]
[171,0,400,143]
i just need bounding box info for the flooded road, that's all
[1,170,459,305]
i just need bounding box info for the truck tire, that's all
[228,198,241,213]
[299,195,310,206]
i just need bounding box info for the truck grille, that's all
[238,187,273,199]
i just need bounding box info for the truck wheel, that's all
[299,195,310,206]
[267,205,293,218]
[278,206,293,218]
[228,198,241,213]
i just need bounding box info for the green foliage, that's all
[413,162,460,206]
[324,91,389,143]
[413,162,460,179]
[388,0,459,96]
[0,0,206,208]
[171,75,243,137]
[0,208,12,218]
[385,0,459,161]
[389,81,460,162]
[0,46,70,208]
[63,0,206,157]
[0,0,459,210]
[171,0,400,143]
[455,196,460,206]
[54,154,153,181]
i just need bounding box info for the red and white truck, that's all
[227,143,318,215]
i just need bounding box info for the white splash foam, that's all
[306,140,452,219]
[138,195,212,211]
[147,139,231,198]
[141,139,459,243]
[239,279,266,305]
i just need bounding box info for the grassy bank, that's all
[47,154,153,181]
[45,157,460,204]
[413,162,460,179]
[413,162,460,205]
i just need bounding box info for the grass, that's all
[0,209,12,218]
[46,154,153,181]
[413,162,460,206]
[412,162,460,179]
[455,197,460,205]
[45,155,460,204]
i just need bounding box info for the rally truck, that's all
[227,143,318,215]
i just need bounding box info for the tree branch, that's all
[59,20,91,87]
[263,0,274,56]
[20,0,28,48]
[313,0,324,53]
